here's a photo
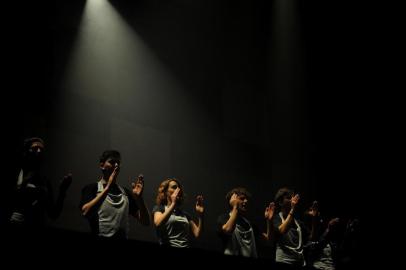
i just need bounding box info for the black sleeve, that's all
[273,214,282,230]
[44,178,57,218]
[299,219,310,243]
[272,214,284,240]
[124,187,139,216]
[252,222,261,239]
[79,183,98,214]
[152,204,165,214]
[217,213,232,252]
[217,214,229,235]
[181,210,191,221]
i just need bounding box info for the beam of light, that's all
[61,0,179,107]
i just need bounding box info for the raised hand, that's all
[107,164,120,187]
[328,217,340,229]
[291,193,300,209]
[131,174,144,199]
[195,195,204,215]
[264,202,275,221]
[229,193,239,209]
[171,187,180,205]
[307,200,320,218]
[60,173,72,192]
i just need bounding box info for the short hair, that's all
[155,178,184,206]
[99,150,121,163]
[225,187,251,205]
[274,187,294,205]
[23,137,45,152]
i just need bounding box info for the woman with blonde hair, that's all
[152,178,204,248]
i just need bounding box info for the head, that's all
[99,150,121,176]
[155,178,184,206]
[274,187,294,212]
[22,137,45,166]
[226,187,251,213]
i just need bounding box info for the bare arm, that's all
[130,175,150,226]
[190,195,204,238]
[153,188,179,227]
[81,166,118,216]
[133,198,150,226]
[278,194,299,234]
[81,186,109,216]
[262,202,275,240]
[221,194,239,234]
[307,201,321,241]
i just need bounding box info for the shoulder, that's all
[297,218,308,231]
[122,187,132,196]
[272,212,284,228]
[79,183,99,206]
[273,212,282,222]
[81,182,98,194]
[152,205,165,214]
[217,213,230,224]
[181,210,192,220]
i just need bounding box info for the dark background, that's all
[3,0,376,254]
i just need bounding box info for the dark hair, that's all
[225,187,251,205]
[99,150,121,163]
[23,137,45,153]
[274,187,294,206]
[155,178,184,206]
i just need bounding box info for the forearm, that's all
[49,189,67,219]
[154,203,175,227]
[222,207,238,234]
[310,219,320,241]
[81,188,109,216]
[134,198,150,226]
[263,219,273,240]
[192,216,203,238]
[278,210,294,234]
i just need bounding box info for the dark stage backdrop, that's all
[4,0,370,255]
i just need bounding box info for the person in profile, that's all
[80,150,150,239]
